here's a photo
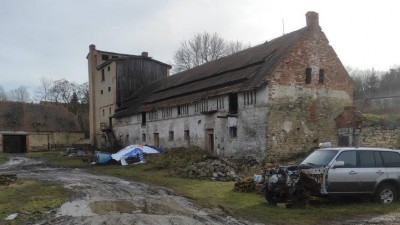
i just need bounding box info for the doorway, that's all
[3,135,27,153]
[153,133,160,147]
[206,129,214,153]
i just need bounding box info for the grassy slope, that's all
[27,150,400,225]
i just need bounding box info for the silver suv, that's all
[264,147,400,204]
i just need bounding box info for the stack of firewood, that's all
[233,179,256,192]
[0,174,17,186]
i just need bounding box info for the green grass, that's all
[27,151,91,168]
[0,179,71,225]
[25,150,400,225]
[0,155,7,165]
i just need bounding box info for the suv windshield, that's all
[301,150,338,167]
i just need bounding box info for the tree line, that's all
[348,66,400,100]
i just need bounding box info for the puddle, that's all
[90,200,138,215]
[90,199,190,216]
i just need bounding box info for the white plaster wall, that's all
[114,87,269,158]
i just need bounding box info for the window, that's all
[142,133,146,142]
[162,108,172,118]
[108,87,111,92]
[178,104,189,116]
[217,96,224,109]
[184,130,190,140]
[229,93,238,114]
[101,90,103,94]
[112,55,118,59]
[101,54,109,61]
[109,107,112,114]
[102,109,105,116]
[335,151,356,168]
[149,110,158,121]
[141,112,146,125]
[380,151,400,167]
[319,69,325,84]
[229,127,237,138]
[195,100,208,113]
[101,69,105,81]
[107,66,110,71]
[244,91,256,105]
[305,68,312,84]
[169,131,174,141]
[358,151,375,168]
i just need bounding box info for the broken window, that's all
[101,69,105,81]
[141,112,146,125]
[229,93,238,114]
[229,127,237,138]
[195,100,208,113]
[305,68,312,84]
[243,91,256,105]
[178,104,189,116]
[162,108,172,118]
[319,69,325,84]
[101,54,109,61]
[142,133,146,142]
[149,110,158,121]
[169,131,174,141]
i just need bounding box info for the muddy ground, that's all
[1,156,400,225]
[0,156,255,225]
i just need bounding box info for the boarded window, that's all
[217,96,224,109]
[319,69,325,84]
[195,100,208,113]
[244,91,256,105]
[162,108,172,118]
[149,110,158,121]
[305,68,312,84]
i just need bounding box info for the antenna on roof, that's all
[282,19,285,35]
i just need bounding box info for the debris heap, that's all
[177,159,239,181]
[234,179,256,192]
[0,174,17,185]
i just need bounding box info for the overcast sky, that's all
[1,0,399,93]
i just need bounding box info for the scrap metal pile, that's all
[263,165,323,204]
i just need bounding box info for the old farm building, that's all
[0,102,85,153]
[88,12,354,161]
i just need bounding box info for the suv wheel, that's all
[375,184,397,204]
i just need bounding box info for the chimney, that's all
[141,52,149,57]
[306,11,320,30]
[89,44,96,51]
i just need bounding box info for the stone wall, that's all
[360,127,400,149]
[266,21,353,161]
[28,132,86,151]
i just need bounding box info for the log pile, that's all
[0,174,17,186]
[233,179,256,192]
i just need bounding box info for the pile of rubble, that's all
[0,174,17,186]
[177,159,240,181]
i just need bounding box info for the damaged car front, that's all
[264,149,339,204]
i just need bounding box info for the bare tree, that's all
[50,79,77,104]
[35,76,53,102]
[173,32,250,73]
[0,85,8,101]
[77,82,89,104]
[8,86,30,102]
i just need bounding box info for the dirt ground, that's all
[2,156,400,225]
[0,156,255,225]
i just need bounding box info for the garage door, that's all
[3,135,27,153]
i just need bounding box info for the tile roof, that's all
[114,27,307,118]
[0,102,82,132]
